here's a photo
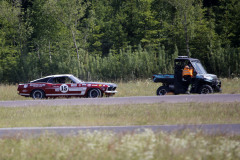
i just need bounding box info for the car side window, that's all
[65,77,74,83]
[50,77,74,84]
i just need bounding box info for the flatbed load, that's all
[152,74,174,84]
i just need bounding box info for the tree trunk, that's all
[49,41,52,63]
[71,29,79,60]
[184,13,190,57]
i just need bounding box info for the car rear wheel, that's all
[31,90,45,99]
[156,86,170,96]
[88,88,102,98]
[198,85,213,94]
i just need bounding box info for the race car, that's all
[17,74,117,99]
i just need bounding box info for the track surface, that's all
[1,124,240,138]
[0,94,240,107]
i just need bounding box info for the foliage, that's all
[0,0,240,83]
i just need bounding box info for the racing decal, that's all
[69,87,87,92]
[46,93,86,96]
[92,85,98,87]
[24,84,28,88]
[30,84,46,87]
[80,91,86,95]
[60,84,69,93]
[71,84,77,87]
[87,84,91,87]
[55,88,60,92]
[82,84,86,86]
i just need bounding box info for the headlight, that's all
[203,75,213,81]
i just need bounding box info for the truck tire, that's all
[198,85,213,94]
[156,86,170,96]
[31,89,45,99]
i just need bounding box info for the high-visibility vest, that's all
[182,66,193,77]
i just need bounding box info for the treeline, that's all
[0,0,240,83]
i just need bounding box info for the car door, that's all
[45,76,87,97]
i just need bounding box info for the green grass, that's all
[0,130,239,160]
[0,78,240,101]
[220,78,240,94]
[0,102,239,128]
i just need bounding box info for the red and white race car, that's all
[17,74,117,99]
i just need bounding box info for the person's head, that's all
[185,65,189,69]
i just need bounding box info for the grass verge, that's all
[0,130,239,160]
[0,102,239,128]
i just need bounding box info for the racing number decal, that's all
[60,84,69,93]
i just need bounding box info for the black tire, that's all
[31,90,45,99]
[198,85,213,94]
[88,88,102,98]
[156,86,170,96]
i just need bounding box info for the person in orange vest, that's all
[182,64,194,93]
[182,65,194,79]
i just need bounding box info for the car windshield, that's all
[191,61,207,74]
[70,75,83,83]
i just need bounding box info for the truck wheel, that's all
[198,85,213,94]
[156,86,170,96]
[31,90,45,99]
[88,88,102,98]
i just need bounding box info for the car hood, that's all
[83,82,117,87]
[196,74,219,81]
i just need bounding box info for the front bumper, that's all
[105,91,118,94]
[212,79,221,92]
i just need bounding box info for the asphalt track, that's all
[1,94,240,137]
[0,94,240,107]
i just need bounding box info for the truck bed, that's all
[152,74,174,84]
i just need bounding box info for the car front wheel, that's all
[198,85,213,94]
[31,90,45,99]
[88,88,102,98]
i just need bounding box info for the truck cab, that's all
[153,56,221,95]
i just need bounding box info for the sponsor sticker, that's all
[69,87,87,92]
[71,84,77,87]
